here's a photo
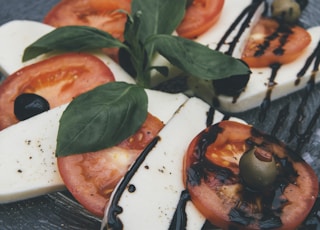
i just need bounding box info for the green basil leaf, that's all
[23,26,126,62]
[152,35,251,80]
[132,0,186,43]
[56,82,148,157]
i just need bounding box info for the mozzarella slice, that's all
[102,97,245,230]
[0,20,135,84]
[0,90,188,203]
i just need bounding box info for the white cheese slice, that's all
[102,97,245,230]
[0,89,188,203]
[0,20,135,84]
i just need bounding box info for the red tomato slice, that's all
[176,0,224,39]
[0,53,115,130]
[44,0,131,60]
[57,113,164,217]
[242,18,311,68]
[184,120,318,229]
[44,0,130,41]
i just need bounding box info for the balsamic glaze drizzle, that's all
[287,41,320,151]
[258,63,281,122]
[295,41,320,85]
[105,137,160,230]
[270,103,290,136]
[168,190,191,230]
[215,0,265,55]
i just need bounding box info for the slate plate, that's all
[0,0,319,229]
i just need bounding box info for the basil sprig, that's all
[22,0,250,87]
[56,82,148,157]
[21,0,251,157]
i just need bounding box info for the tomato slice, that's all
[44,0,131,60]
[44,0,130,41]
[57,113,164,217]
[184,120,318,229]
[0,53,115,130]
[242,18,311,68]
[176,0,224,39]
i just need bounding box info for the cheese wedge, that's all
[0,89,188,203]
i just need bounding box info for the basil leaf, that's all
[23,26,126,62]
[132,0,186,40]
[152,35,251,80]
[132,0,186,53]
[56,82,148,157]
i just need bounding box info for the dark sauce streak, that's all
[215,0,265,55]
[169,190,191,230]
[104,137,160,230]
[206,107,215,127]
[295,41,320,85]
[259,63,281,122]
[288,41,320,147]
[271,103,290,136]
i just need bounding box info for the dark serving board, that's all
[0,0,319,229]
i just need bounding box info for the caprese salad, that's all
[0,0,319,229]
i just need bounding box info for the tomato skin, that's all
[242,18,311,68]
[184,120,318,229]
[0,53,115,130]
[57,113,164,217]
[176,0,224,39]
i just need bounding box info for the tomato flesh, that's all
[184,120,318,229]
[0,53,115,130]
[242,18,311,68]
[57,113,164,217]
[176,0,224,39]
